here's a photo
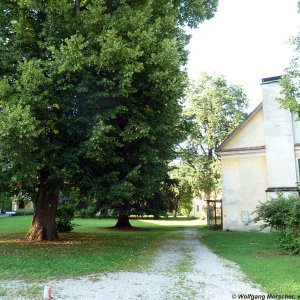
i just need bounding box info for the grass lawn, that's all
[199,227,300,295]
[1,216,299,297]
[0,216,195,281]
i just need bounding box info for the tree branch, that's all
[75,0,80,15]
[200,144,207,156]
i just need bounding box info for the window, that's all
[196,205,200,212]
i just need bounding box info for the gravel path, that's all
[0,229,263,300]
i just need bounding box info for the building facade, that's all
[218,76,300,231]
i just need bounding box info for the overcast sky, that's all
[186,0,300,110]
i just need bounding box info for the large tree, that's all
[88,1,218,227]
[176,73,249,199]
[0,1,218,240]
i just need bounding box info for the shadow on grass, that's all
[0,217,192,281]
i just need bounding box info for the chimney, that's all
[261,76,297,192]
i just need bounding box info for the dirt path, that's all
[1,229,263,300]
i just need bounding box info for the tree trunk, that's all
[205,192,211,200]
[26,179,59,241]
[174,197,179,217]
[115,214,131,227]
[74,0,80,15]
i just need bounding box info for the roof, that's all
[217,102,263,152]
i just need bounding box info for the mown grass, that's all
[0,216,191,281]
[3,216,299,296]
[199,227,300,295]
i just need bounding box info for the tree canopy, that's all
[279,35,300,113]
[278,1,300,111]
[0,1,218,240]
[174,73,248,200]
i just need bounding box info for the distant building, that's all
[190,197,206,219]
[218,76,299,231]
[12,200,34,211]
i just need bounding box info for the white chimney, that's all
[261,76,297,192]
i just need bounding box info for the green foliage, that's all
[165,171,194,216]
[0,1,218,224]
[187,73,249,151]
[0,193,11,214]
[176,73,249,199]
[278,6,300,113]
[56,204,75,233]
[175,0,219,27]
[253,193,300,254]
[134,175,194,218]
[176,181,193,216]
[78,205,98,219]
[142,192,172,219]
[128,179,174,218]
[14,209,34,216]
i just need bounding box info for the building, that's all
[190,197,206,219]
[218,76,299,231]
[12,199,34,211]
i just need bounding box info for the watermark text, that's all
[232,294,300,300]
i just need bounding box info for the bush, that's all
[0,192,12,214]
[253,192,300,254]
[15,209,34,216]
[99,209,118,219]
[56,204,75,233]
[78,205,98,218]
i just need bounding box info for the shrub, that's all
[78,205,97,218]
[0,192,12,214]
[253,192,300,254]
[15,209,34,216]
[56,204,75,233]
[99,209,118,219]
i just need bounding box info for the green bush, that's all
[253,192,300,254]
[15,209,34,216]
[56,204,75,233]
[99,209,118,219]
[0,193,12,214]
[78,205,98,218]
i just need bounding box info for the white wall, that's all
[262,82,297,188]
[220,79,300,231]
[221,154,268,231]
[222,107,265,150]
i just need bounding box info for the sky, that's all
[186,0,300,111]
